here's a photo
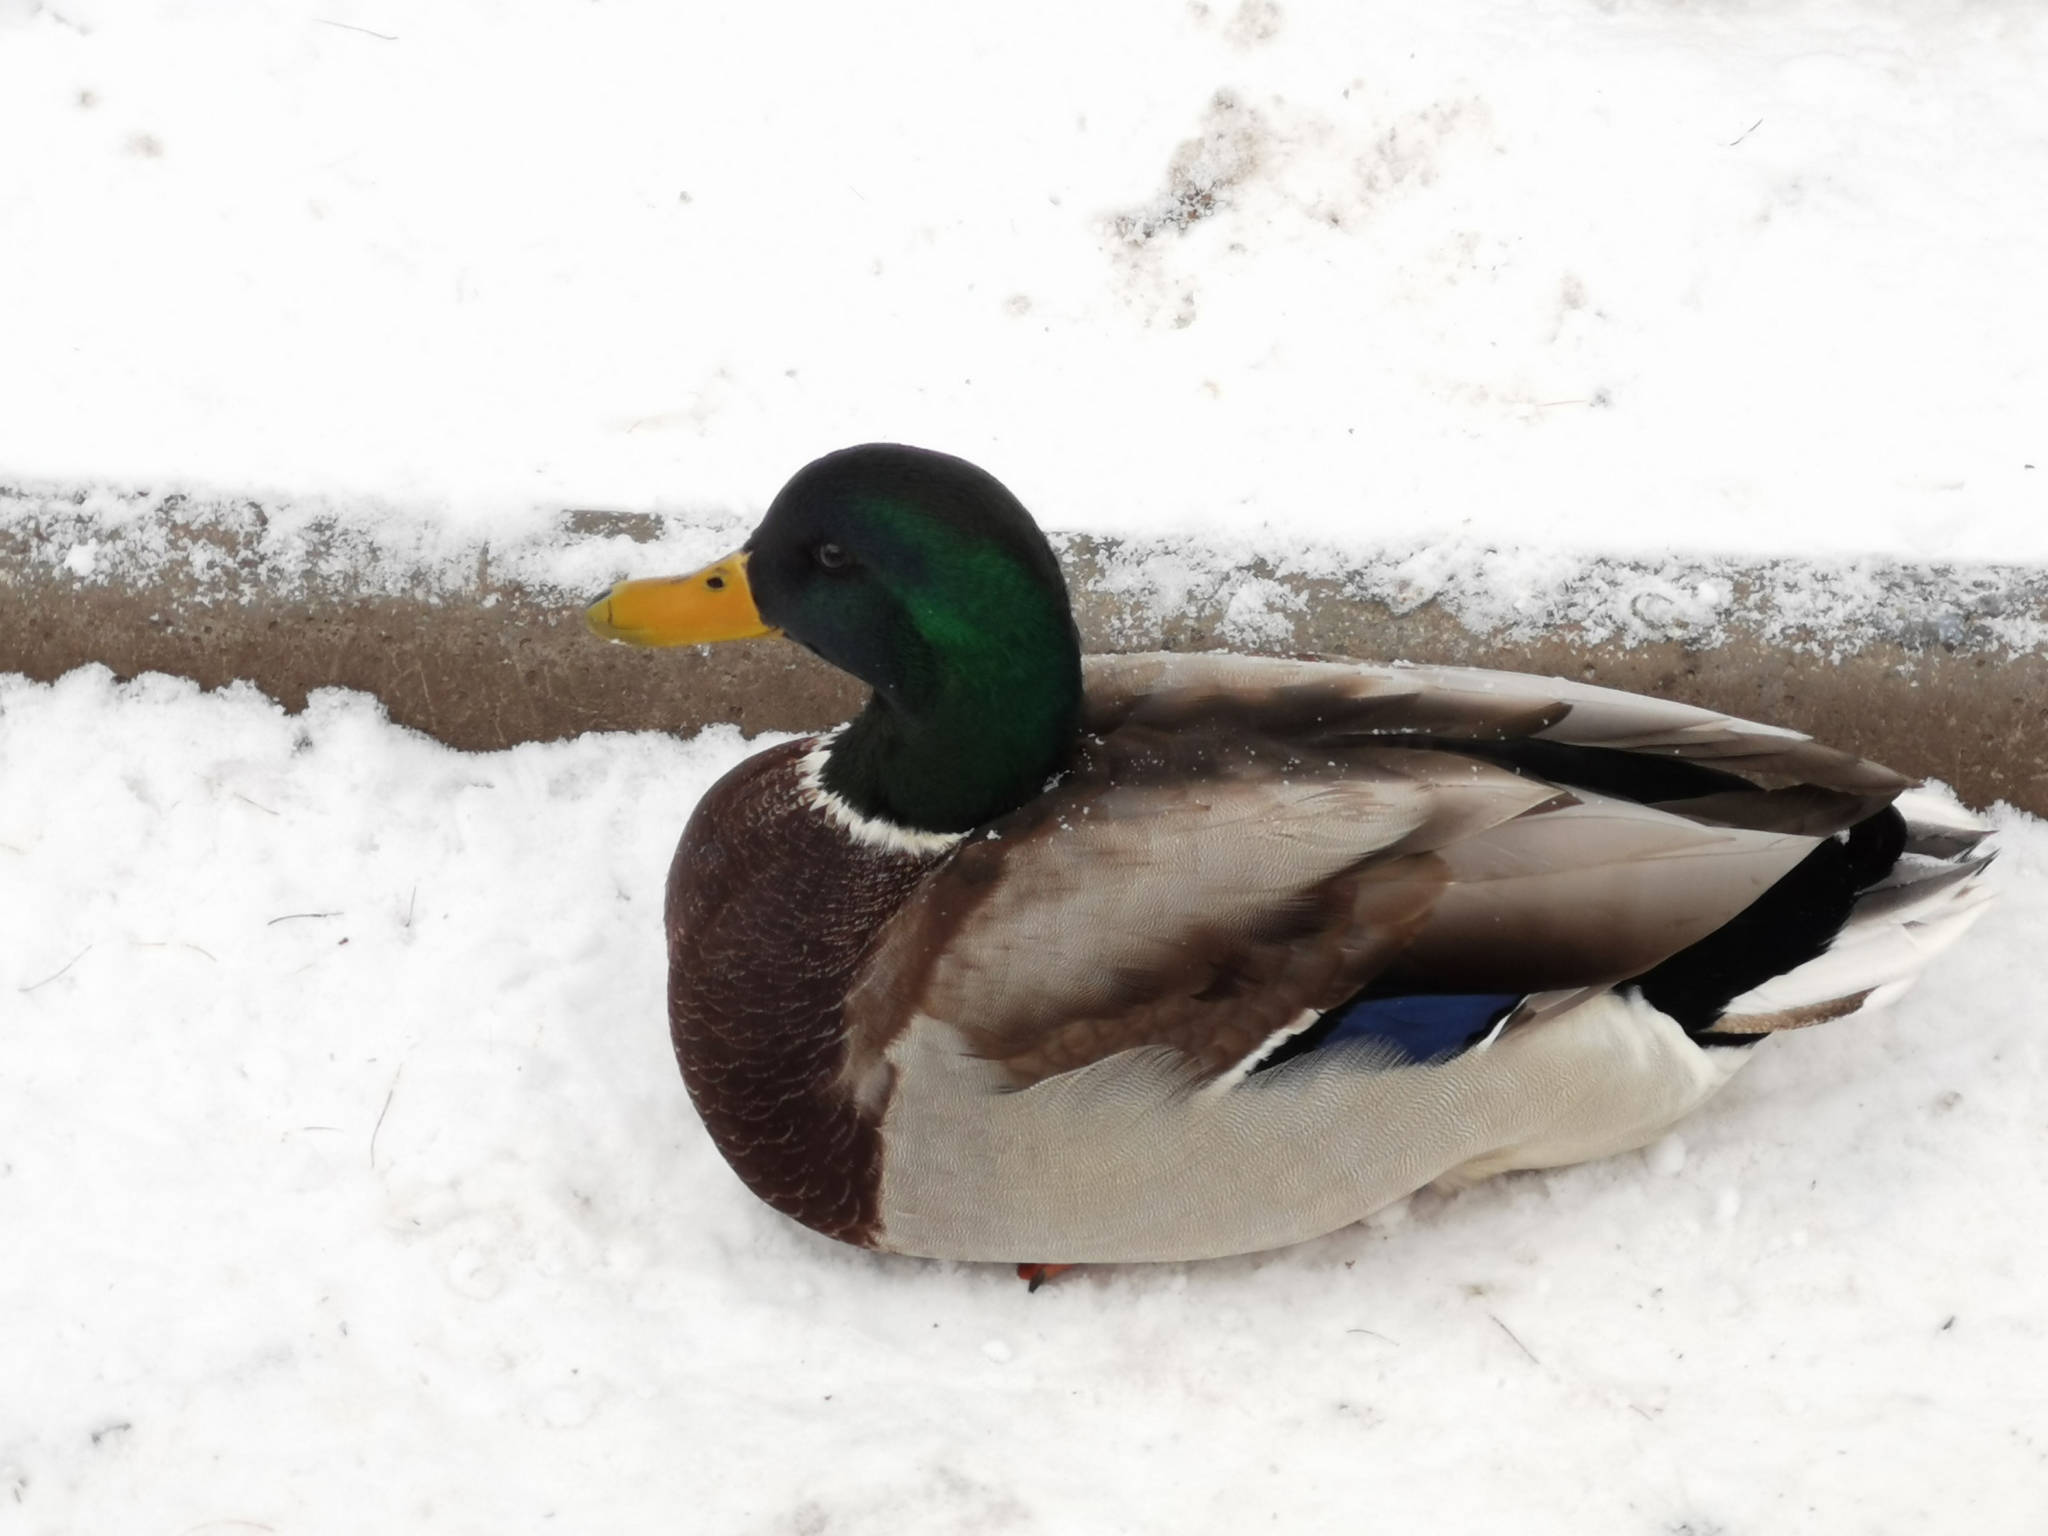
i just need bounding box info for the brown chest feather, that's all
[664,741,938,1246]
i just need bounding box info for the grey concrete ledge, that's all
[5,481,2046,815]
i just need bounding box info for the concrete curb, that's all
[6,483,2045,814]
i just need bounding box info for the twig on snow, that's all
[20,946,91,993]
[1491,1313,1540,1366]
[369,1066,404,1169]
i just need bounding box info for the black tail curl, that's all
[1634,806,1907,1042]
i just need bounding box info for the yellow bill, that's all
[583,551,779,646]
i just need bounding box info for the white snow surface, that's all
[3,0,2046,566]
[5,666,2047,1531]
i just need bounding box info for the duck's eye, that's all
[815,542,851,570]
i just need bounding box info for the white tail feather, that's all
[1894,784,1996,859]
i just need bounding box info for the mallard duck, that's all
[585,444,1994,1267]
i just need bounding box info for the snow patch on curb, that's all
[9,480,2047,660]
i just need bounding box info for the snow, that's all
[10,474,2048,665]
[5,667,2047,1531]
[3,0,2045,565]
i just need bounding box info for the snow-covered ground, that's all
[6,0,2048,1528]
[3,0,2044,565]
[3,667,2046,1532]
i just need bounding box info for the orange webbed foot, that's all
[1016,1263,1079,1292]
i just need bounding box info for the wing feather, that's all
[846,653,1904,1091]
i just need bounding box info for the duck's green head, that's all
[586,445,1082,837]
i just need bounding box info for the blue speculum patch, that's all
[1262,991,1527,1070]
[1322,992,1524,1062]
